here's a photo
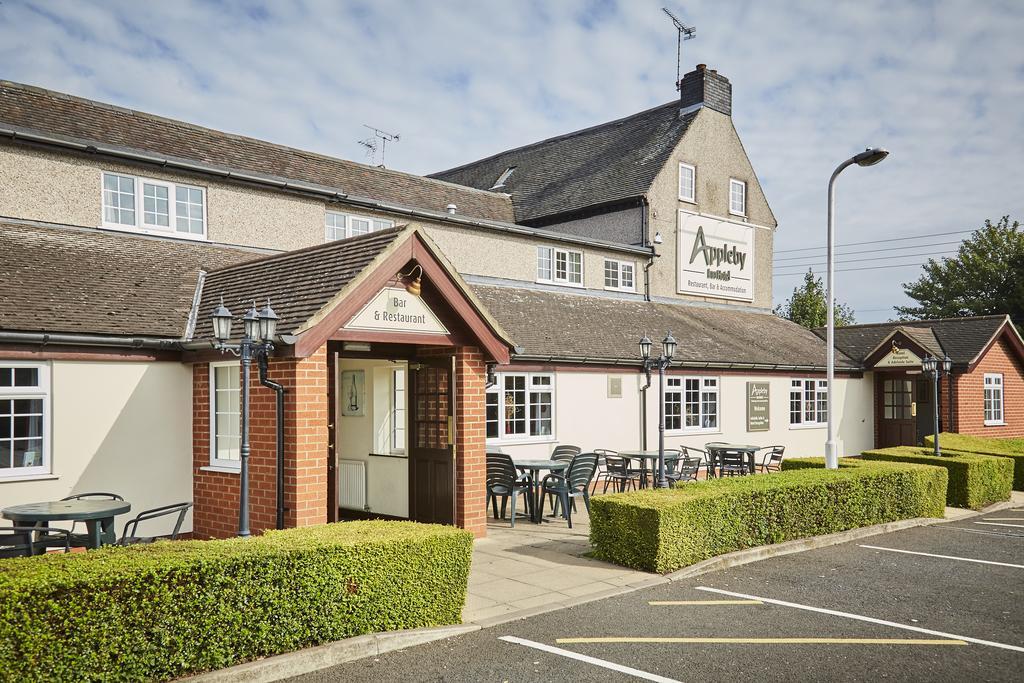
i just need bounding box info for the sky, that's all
[2,0,1023,322]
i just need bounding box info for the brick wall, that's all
[950,336,1024,437]
[454,346,487,537]
[192,345,328,539]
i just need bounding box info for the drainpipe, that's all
[640,197,656,303]
[257,351,287,530]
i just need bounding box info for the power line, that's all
[774,229,974,254]
[773,261,935,277]
[774,240,964,263]
[774,249,957,273]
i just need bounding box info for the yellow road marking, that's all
[556,637,966,645]
[648,600,762,605]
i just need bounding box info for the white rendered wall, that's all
[0,360,194,535]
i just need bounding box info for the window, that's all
[392,368,407,453]
[486,373,555,441]
[0,363,50,478]
[325,211,394,241]
[678,163,696,202]
[882,379,912,420]
[665,376,719,432]
[210,363,241,469]
[790,379,828,426]
[537,246,583,286]
[729,178,746,216]
[604,259,635,292]
[984,374,1004,425]
[102,172,206,238]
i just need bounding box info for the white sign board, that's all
[677,212,755,302]
[344,287,449,335]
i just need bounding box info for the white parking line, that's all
[695,587,1024,653]
[499,636,681,683]
[937,526,1024,539]
[859,544,1024,569]
[976,522,1024,529]
[983,518,1024,521]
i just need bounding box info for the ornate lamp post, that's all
[640,332,677,489]
[211,299,279,537]
[921,354,952,456]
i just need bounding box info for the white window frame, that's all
[536,246,583,287]
[324,210,395,242]
[209,362,241,471]
[391,367,407,454]
[0,362,51,479]
[485,373,556,443]
[984,373,1004,426]
[729,178,747,217]
[678,162,696,203]
[603,259,636,292]
[665,376,720,434]
[100,171,207,240]
[790,379,828,428]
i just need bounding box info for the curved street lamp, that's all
[640,332,676,489]
[824,148,889,470]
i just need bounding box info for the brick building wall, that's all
[454,346,487,537]
[949,336,1024,437]
[192,345,328,539]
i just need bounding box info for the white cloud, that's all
[2,0,1023,321]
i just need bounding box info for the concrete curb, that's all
[184,624,480,682]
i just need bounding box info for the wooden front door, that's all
[878,376,917,447]
[408,357,455,525]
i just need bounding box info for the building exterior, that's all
[0,64,964,541]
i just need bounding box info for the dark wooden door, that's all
[878,376,917,447]
[408,357,455,525]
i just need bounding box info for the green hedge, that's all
[0,521,473,682]
[861,447,1013,509]
[923,433,1024,491]
[589,458,947,573]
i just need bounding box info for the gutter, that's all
[0,331,180,350]
[512,354,863,374]
[0,124,650,257]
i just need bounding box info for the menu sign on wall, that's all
[746,382,770,432]
[677,211,755,302]
[344,287,449,335]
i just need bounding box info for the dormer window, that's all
[729,178,747,216]
[101,172,206,239]
[325,211,394,241]
[490,166,516,190]
[537,246,582,286]
[678,163,695,203]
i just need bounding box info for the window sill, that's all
[666,429,721,437]
[984,421,1006,427]
[678,196,696,205]
[535,280,585,289]
[200,465,241,474]
[0,473,58,484]
[729,211,747,219]
[99,224,208,242]
[486,438,558,447]
[789,423,827,430]
[604,286,637,294]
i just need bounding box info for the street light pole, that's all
[824,147,889,470]
[922,354,952,456]
[640,332,676,489]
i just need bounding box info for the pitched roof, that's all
[0,221,258,338]
[194,228,405,340]
[819,316,1013,366]
[470,285,857,369]
[0,81,514,223]
[430,102,698,224]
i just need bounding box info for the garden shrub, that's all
[0,521,473,682]
[923,432,1024,491]
[861,447,1013,509]
[589,458,946,573]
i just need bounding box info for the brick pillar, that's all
[192,345,328,539]
[454,346,487,538]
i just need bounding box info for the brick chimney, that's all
[678,64,731,116]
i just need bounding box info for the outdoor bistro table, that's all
[704,442,761,475]
[512,459,570,523]
[2,499,131,552]
[617,451,665,489]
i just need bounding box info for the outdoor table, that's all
[617,451,667,488]
[704,442,761,475]
[512,459,570,523]
[2,500,131,552]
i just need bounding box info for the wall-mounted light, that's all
[653,232,664,244]
[485,362,497,388]
[400,264,423,296]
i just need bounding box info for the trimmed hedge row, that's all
[0,521,473,682]
[589,458,947,573]
[861,447,1013,509]
[923,432,1024,491]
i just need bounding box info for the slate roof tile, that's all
[818,316,1010,365]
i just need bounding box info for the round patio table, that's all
[2,500,131,552]
[617,450,664,489]
[704,442,761,475]
[512,459,569,523]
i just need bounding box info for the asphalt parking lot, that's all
[294,507,1024,682]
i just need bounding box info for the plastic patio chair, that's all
[0,526,70,558]
[116,502,193,545]
[485,452,533,528]
[717,449,749,477]
[550,445,581,461]
[758,445,786,473]
[601,455,640,493]
[539,452,599,529]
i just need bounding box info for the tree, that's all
[897,217,1024,326]
[774,269,856,329]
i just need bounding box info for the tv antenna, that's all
[662,7,696,90]
[358,125,400,167]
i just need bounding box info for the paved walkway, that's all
[464,507,659,626]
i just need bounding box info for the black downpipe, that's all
[639,195,653,449]
[258,352,287,530]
